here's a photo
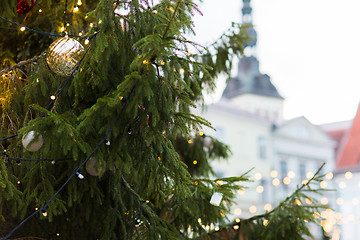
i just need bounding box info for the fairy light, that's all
[295,199,301,206]
[345,171,353,179]
[160,61,165,66]
[254,172,262,180]
[89,23,94,27]
[339,181,346,189]
[214,226,220,231]
[56,233,60,236]
[50,95,56,100]
[60,26,65,32]
[234,208,242,215]
[321,197,329,205]
[193,160,197,165]
[270,170,278,178]
[20,26,26,31]
[39,9,42,13]
[35,207,38,211]
[283,177,291,185]
[305,198,312,204]
[287,171,295,179]
[320,180,328,188]
[84,39,90,45]
[199,131,204,136]
[233,225,239,230]
[313,212,320,219]
[77,0,82,5]
[42,211,48,217]
[263,220,269,226]
[17,180,21,185]
[187,139,192,144]
[352,198,359,205]
[73,6,79,12]
[98,20,102,24]
[302,179,309,185]
[264,203,272,211]
[306,172,314,179]
[249,205,257,214]
[256,185,264,193]
[237,189,245,195]
[216,180,223,186]
[272,178,280,186]
[326,172,333,180]
[336,198,343,205]
[197,218,202,224]
[235,218,241,223]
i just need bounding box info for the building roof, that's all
[222,56,283,100]
[335,104,360,169]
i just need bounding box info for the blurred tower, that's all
[221,0,284,123]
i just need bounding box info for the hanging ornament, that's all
[17,0,36,14]
[22,131,44,152]
[85,156,105,176]
[203,136,212,148]
[46,36,85,76]
[210,192,223,206]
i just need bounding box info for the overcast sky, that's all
[192,0,360,124]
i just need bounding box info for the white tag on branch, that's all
[210,192,223,206]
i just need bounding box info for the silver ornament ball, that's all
[86,156,105,176]
[46,36,85,76]
[22,131,44,152]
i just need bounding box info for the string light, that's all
[214,226,220,231]
[193,160,197,165]
[73,6,79,12]
[305,198,312,204]
[264,203,272,211]
[84,39,90,45]
[263,220,269,226]
[339,181,346,189]
[306,172,314,179]
[39,9,42,13]
[254,172,262,180]
[237,189,245,195]
[187,139,192,144]
[249,205,257,214]
[336,198,343,205]
[345,171,352,179]
[272,178,280,186]
[256,185,264,193]
[352,198,359,205]
[199,131,203,136]
[20,26,25,31]
[287,171,295,178]
[295,199,301,206]
[270,170,278,178]
[235,218,241,223]
[320,180,328,188]
[233,225,239,230]
[50,95,56,100]
[60,26,65,32]
[234,208,242,215]
[283,177,291,185]
[321,197,329,205]
[77,0,82,5]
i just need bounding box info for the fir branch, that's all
[245,163,326,223]
[0,55,42,75]
[162,0,182,39]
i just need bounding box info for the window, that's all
[299,163,306,181]
[280,161,287,179]
[257,136,267,160]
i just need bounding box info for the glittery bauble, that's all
[17,0,36,14]
[22,131,43,152]
[46,36,85,76]
[86,156,105,176]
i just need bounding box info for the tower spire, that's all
[242,0,257,53]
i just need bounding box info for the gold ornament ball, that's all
[86,156,105,176]
[46,36,85,76]
[22,131,44,152]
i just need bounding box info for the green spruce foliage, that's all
[1,0,328,239]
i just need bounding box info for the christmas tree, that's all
[0,0,329,239]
